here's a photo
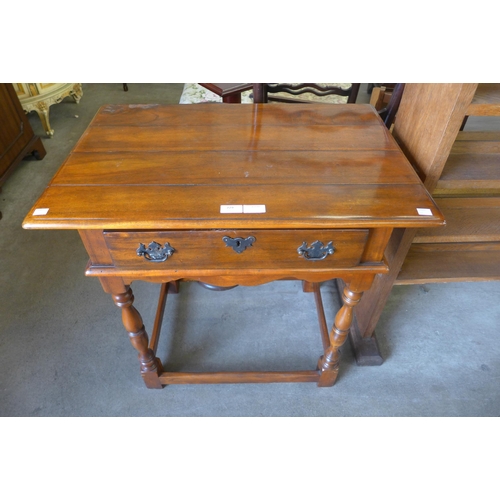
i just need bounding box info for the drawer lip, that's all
[103,229,369,237]
[103,228,370,271]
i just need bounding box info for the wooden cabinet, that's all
[348,83,500,364]
[13,83,82,137]
[397,84,500,283]
[0,83,46,196]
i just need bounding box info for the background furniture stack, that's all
[179,83,254,103]
[398,84,500,283]
[349,83,500,363]
[179,83,360,105]
[14,83,83,137]
[369,84,396,110]
[0,83,46,218]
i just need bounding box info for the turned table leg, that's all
[112,286,163,388]
[317,282,364,387]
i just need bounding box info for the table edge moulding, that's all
[22,102,444,389]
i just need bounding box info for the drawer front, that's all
[104,229,369,271]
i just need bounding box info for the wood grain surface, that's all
[23,103,444,230]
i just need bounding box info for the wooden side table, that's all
[198,83,253,103]
[14,83,83,137]
[23,103,444,389]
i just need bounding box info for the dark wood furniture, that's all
[23,102,444,389]
[349,83,500,363]
[198,83,253,103]
[0,83,46,214]
[378,83,405,129]
[368,84,396,95]
[252,83,360,104]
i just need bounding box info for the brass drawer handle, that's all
[137,241,175,262]
[222,236,256,254]
[297,240,335,261]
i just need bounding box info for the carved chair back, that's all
[252,83,360,104]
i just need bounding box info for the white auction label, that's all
[417,208,433,216]
[243,205,266,213]
[220,205,243,213]
[33,208,49,215]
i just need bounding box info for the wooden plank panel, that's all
[75,103,398,154]
[433,187,500,196]
[466,84,500,116]
[396,242,500,284]
[391,84,478,191]
[51,150,422,186]
[89,103,382,128]
[414,197,500,243]
[435,165,500,194]
[74,124,396,153]
[23,184,444,230]
[440,153,500,182]
[454,131,500,142]
[451,141,500,155]
[434,132,500,195]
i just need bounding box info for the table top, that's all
[23,103,445,231]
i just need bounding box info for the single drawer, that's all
[104,229,369,271]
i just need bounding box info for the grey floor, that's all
[1,83,499,417]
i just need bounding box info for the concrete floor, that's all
[1,83,499,417]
